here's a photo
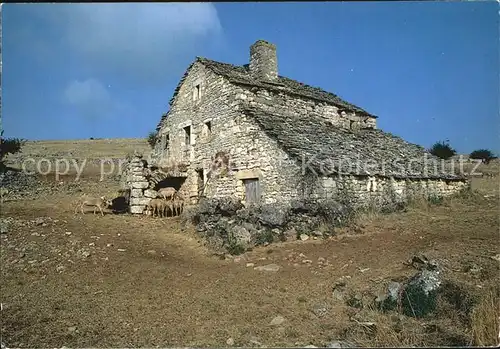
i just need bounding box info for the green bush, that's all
[429,140,456,160]
[0,131,26,171]
[147,131,158,149]
[469,149,497,164]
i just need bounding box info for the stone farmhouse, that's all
[125,40,467,214]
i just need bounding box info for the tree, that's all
[0,130,26,171]
[147,131,158,149]
[470,149,497,164]
[428,140,456,160]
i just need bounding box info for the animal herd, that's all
[74,186,184,218]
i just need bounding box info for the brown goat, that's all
[157,187,177,201]
[147,198,169,218]
[172,197,184,216]
[75,196,112,216]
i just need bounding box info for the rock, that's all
[130,197,151,206]
[332,281,347,301]
[305,345,317,348]
[67,326,78,333]
[491,254,500,262]
[226,338,235,346]
[326,340,358,348]
[258,204,289,227]
[248,337,262,347]
[131,181,149,189]
[254,264,281,272]
[401,269,441,318]
[65,231,72,235]
[130,205,145,214]
[311,302,329,317]
[34,217,45,226]
[346,293,363,309]
[144,189,158,198]
[231,226,252,247]
[246,263,255,268]
[300,234,310,241]
[375,281,401,312]
[117,249,126,252]
[269,315,285,326]
[130,189,143,197]
[0,221,8,234]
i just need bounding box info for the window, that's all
[194,84,201,101]
[164,134,170,149]
[243,178,261,203]
[184,126,191,145]
[204,121,212,139]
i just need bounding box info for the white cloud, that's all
[25,3,223,84]
[63,78,116,119]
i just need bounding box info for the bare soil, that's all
[1,140,499,347]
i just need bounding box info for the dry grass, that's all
[1,142,499,347]
[471,283,500,347]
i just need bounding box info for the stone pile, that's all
[189,197,354,254]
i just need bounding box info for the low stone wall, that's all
[188,197,356,255]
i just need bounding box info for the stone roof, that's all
[243,106,463,180]
[156,56,376,131]
[197,58,375,117]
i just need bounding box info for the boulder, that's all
[258,204,289,227]
[401,269,441,318]
[230,225,252,248]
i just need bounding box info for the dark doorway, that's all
[243,178,260,204]
[154,177,186,192]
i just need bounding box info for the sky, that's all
[2,2,499,154]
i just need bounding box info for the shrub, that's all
[469,149,497,164]
[429,140,456,160]
[0,131,26,171]
[147,131,158,149]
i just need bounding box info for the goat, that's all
[75,196,112,216]
[117,188,131,205]
[147,198,169,218]
[157,187,177,201]
[172,197,184,216]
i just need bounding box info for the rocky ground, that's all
[0,143,499,348]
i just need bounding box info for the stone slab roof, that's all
[156,57,377,131]
[197,57,375,117]
[243,106,463,180]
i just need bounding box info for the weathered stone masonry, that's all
[123,39,468,214]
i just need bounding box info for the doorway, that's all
[243,178,260,204]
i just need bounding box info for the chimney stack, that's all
[249,40,278,81]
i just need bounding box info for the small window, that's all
[194,84,201,101]
[184,126,191,145]
[204,121,212,139]
[164,134,170,149]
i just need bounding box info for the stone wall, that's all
[152,62,304,206]
[234,84,377,131]
[306,175,469,208]
[122,154,151,214]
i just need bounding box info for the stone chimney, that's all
[249,40,278,81]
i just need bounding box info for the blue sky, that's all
[3,2,499,154]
